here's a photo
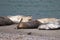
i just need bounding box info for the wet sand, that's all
[0,24,60,40]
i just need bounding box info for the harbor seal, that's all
[17,18,42,29]
[0,16,13,26]
[7,15,32,23]
[37,18,58,23]
[38,21,60,30]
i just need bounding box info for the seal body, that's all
[37,18,58,23]
[17,19,42,29]
[7,15,32,23]
[0,16,13,26]
[38,21,60,30]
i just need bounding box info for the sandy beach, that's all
[0,24,60,40]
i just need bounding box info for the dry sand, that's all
[0,24,60,40]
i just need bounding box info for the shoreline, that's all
[0,24,60,40]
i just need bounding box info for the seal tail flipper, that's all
[17,18,23,29]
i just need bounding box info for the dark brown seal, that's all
[0,16,14,26]
[17,18,42,29]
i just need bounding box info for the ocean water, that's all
[0,0,60,19]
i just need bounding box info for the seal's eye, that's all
[28,19,32,21]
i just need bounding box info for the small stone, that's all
[27,32,32,35]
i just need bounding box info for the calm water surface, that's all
[0,0,60,19]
